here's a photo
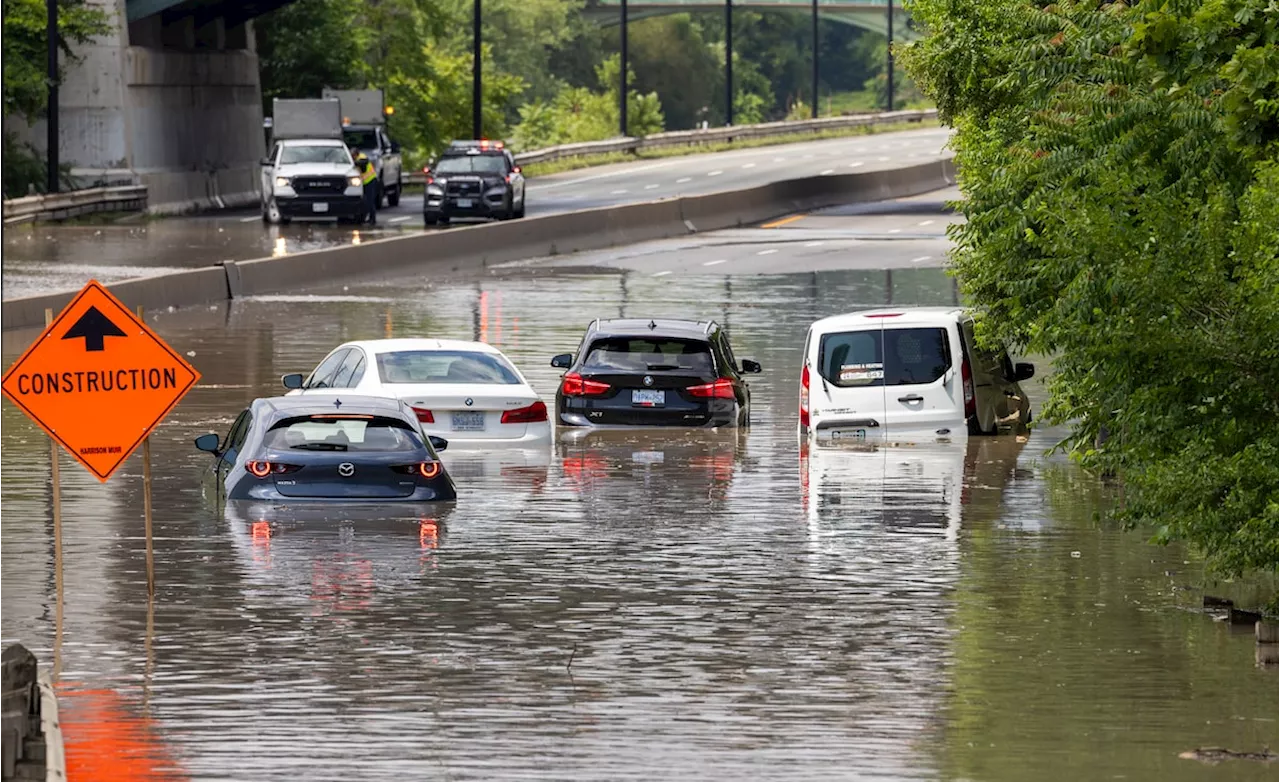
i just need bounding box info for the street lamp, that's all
[620,0,628,136]
[47,0,59,193]
[472,0,481,138]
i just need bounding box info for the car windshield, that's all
[582,338,714,373]
[434,155,506,175]
[280,145,350,165]
[818,327,952,387]
[262,415,422,452]
[375,350,522,384]
[342,130,378,150]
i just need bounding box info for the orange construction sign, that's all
[1,280,200,482]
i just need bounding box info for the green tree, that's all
[902,0,1278,576]
[255,0,364,109]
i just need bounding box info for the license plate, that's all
[831,429,867,440]
[455,198,473,208]
[632,451,665,464]
[312,202,329,213]
[631,389,665,407]
[450,411,485,431]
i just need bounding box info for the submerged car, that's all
[551,318,761,428]
[799,307,1034,443]
[282,338,551,447]
[194,395,457,502]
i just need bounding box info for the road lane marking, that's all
[907,153,919,158]
[760,215,805,229]
[804,241,825,247]
[773,157,786,162]
[821,169,835,175]
[848,161,865,168]
[888,228,902,234]
[653,270,672,276]
[677,177,692,183]
[918,219,935,226]
[756,249,778,256]
[911,256,932,263]
[742,163,756,169]
[703,259,727,266]
[528,159,676,191]
[239,216,260,223]
[878,156,891,162]
[707,170,723,176]
[611,189,628,194]
[644,184,659,189]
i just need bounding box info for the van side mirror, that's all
[428,436,448,452]
[389,141,400,153]
[550,353,573,369]
[741,359,762,374]
[194,433,221,454]
[281,373,305,389]
[1012,362,1035,382]
[260,157,272,167]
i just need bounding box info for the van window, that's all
[818,327,952,387]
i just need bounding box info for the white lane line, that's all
[611,189,628,194]
[773,156,787,162]
[389,216,411,223]
[878,156,891,162]
[757,249,778,256]
[804,241,825,247]
[821,169,835,175]
[848,161,865,168]
[803,154,815,159]
[707,170,723,177]
[703,259,727,266]
[677,177,692,183]
[653,270,672,277]
[644,184,659,190]
[528,159,676,191]
[910,256,932,263]
[907,153,919,158]
[742,163,756,169]
[918,219,936,226]
[888,228,902,234]
[240,216,260,223]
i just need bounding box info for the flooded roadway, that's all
[1,262,1275,780]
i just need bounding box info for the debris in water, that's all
[1178,748,1277,765]
[1070,551,1081,558]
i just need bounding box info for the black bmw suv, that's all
[423,140,526,224]
[550,318,762,428]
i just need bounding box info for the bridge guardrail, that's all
[2,185,148,225]
[406,108,938,182]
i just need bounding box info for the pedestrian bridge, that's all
[587,0,915,38]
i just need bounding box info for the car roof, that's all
[808,307,968,332]
[250,394,413,422]
[337,338,503,355]
[588,318,717,340]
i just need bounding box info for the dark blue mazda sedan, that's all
[195,395,457,502]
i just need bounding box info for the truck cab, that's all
[261,98,366,225]
[325,88,404,208]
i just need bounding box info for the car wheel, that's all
[387,185,401,207]
[424,213,437,226]
[515,199,525,219]
[265,199,285,225]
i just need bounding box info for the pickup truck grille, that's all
[292,176,347,194]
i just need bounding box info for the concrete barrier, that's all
[2,159,956,331]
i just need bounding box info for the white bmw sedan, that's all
[283,338,551,446]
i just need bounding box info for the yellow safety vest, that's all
[355,153,377,185]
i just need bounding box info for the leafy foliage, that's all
[902,0,1278,576]
[509,55,663,150]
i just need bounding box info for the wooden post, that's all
[137,306,156,597]
[46,308,64,681]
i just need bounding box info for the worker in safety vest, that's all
[351,146,378,225]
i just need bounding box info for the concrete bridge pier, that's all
[8,0,265,213]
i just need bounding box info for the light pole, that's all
[725,0,733,125]
[811,0,819,118]
[885,0,894,112]
[620,0,628,136]
[472,0,482,138]
[47,0,59,193]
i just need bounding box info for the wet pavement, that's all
[0,127,952,300]
[1,259,1275,780]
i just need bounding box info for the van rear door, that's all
[879,319,963,438]
[811,322,888,442]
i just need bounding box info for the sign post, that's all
[2,281,201,595]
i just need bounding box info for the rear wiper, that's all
[646,363,681,371]
[290,442,348,451]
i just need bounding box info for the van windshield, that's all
[818,327,951,387]
[280,145,350,165]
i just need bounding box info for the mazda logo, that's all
[642,375,653,387]
[337,463,355,477]
[464,397,474,407]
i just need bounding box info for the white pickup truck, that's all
[260,98,366,225]
[324,88,404,208]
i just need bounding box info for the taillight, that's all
[800,365,810,428]
[561,373,611,397]
[687,378,735,400]
[247,461,300,477]
[961,358,976,418]
[412,407,435,423]
[395,462,442,479]
[501,400,548,423]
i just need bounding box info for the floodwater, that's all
[1,265,1274,781]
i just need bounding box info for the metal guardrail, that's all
[2,185,148,224]
[406,108,938,182]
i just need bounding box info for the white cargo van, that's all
[798,307,1034,442]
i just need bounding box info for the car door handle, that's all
[898,394,924,403]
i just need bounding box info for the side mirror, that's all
[390,141,401,153]
[741,359,762,374]
[1012,362,1035,382]
[194,433,221,454]
[550,353,573,369]
[428,435,448,452]
[281,373,305,389]
[260,157,272,167]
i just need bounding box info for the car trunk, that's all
[390,384,541,440]
[267,451,419,499]
[580,368,718,426]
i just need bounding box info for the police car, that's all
[423,140,526,225]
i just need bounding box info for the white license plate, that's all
[831,429,867,440]
[311,202,329,213]
[632,451,665,464]
[631,389,665,407]
[455,198,473,208]
[451,411,485,431]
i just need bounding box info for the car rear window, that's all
[375,350,521,384]
[263,416,422,452]
[818,327,952,387]
[582,338,714,373]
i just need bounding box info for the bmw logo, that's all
[464,397,474,406]
[642,375,653,387]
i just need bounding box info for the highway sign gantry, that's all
[1,281,201,482]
